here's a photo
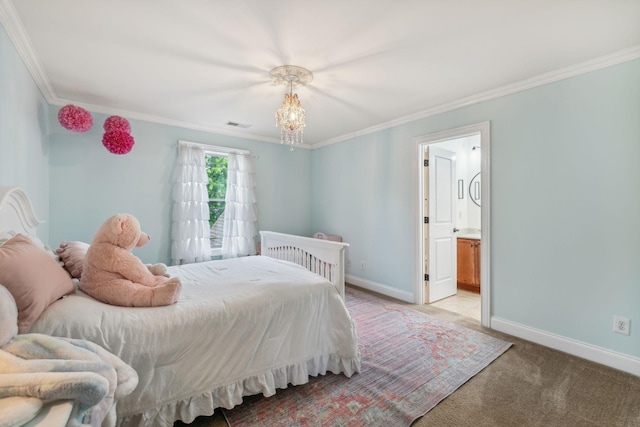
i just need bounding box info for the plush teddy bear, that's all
[57,241,170,280]
[79,213,181,307]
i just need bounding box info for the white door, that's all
[427,146,457,303]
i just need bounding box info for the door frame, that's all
[414,121,491,327]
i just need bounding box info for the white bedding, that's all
[28,256,361,427]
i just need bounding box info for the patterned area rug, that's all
[223,287,511,427]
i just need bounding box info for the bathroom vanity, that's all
[457,234,480,293]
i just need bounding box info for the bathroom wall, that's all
[436,134,481,234]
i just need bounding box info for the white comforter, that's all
[28,256,361,427]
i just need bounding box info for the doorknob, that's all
[453,228,459,233]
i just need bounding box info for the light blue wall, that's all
[48,111,312,264]
[3,19,639,360]
[311,129,416,291]
[311,59,640,358]
[0,24,50,239]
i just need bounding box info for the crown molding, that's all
[314,45,640,149]
[2,0,637,151]
[0,0,56,102]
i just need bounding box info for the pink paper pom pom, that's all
[102,130,135,155]
[58,105,93,132]
[103,115,131,133]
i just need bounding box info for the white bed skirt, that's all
[119,352,359,426]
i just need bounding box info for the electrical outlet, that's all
[346,258,352,267]
[361,261,366,271]
[613,316,630,335]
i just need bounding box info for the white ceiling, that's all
[2,0,640,147]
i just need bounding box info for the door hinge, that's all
[424,274,429,281]
[424,216,429,224]
[424,159,429,167]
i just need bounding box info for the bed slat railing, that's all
[260,231,349,300]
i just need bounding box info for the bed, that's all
[0,186,361,427]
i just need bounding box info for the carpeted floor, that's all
[176,285,640,427]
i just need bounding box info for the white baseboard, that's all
[491,317,640,377]
[345,274,414,303]
[344,275,640,377]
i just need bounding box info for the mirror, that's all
[469,172,481,207]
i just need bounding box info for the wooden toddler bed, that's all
[0,186,361,427]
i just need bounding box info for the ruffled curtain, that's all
[171,145,211,264]
[222,153,258,258]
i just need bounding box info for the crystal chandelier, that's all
[270,66,313,150]
[276,79,305,146]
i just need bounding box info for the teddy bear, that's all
[57,241,170,280]
[79,213,181,307]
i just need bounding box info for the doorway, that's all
[415,122,491,327]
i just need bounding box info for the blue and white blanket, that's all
[0,333,138,427]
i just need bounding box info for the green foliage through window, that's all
[207,155,228,202]
[206,155,228,247]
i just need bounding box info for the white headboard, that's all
[0,186,43,239]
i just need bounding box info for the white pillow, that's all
[0,284,18,346]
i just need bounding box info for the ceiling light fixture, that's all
[270,65,313,150]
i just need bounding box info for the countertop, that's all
[458,233,481,240]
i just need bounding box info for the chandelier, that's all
[270,65,313,150]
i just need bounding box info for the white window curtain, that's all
[171,145,211,264]
[222,153,258,258]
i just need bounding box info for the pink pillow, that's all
[0,234,75,332]
[56,241,90,279]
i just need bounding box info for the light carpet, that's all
[223,287,511,426]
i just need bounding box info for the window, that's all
[174,140,255,263]
[206,153,228,252]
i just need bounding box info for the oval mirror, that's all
[469,172,481,207]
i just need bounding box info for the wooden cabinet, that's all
[457,238,480,293]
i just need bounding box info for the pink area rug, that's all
[223,287,511,426]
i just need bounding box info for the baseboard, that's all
[491,317,640,377]
[343,277,640,377]
[345,274,414,303]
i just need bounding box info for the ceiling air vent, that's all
[226,121,251,129]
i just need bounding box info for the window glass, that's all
[206,154,228,249]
